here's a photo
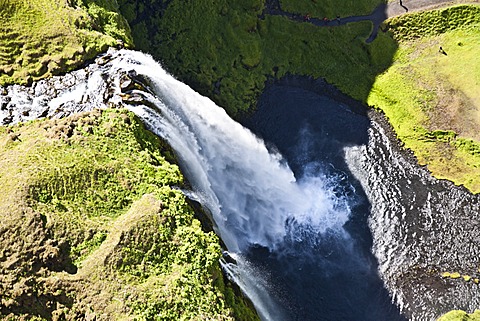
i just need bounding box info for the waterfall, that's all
[0,49,351,254]
[4,48,479,321]
[108,50,356,321]
[107,50,351,254]
[2,49,407,321]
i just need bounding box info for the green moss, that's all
[279,0,382,18]
[441,272,462,279]
[19,110,183,249]
[387,5,480,41]
[115,195,257,320]
[0,109,258,320]
[118,0,392,115]
[0,0,132,86]
[438,310,480,321]
[70,231,107,266]
[80,0,134,45]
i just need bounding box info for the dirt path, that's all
[386,0,480,17]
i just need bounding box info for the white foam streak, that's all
[221,254,286,321]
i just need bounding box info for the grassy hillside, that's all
[368,5,480,193]
[0,0,133,85]
[0,109,258,320]
[117,0,393,115]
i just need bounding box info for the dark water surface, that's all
[241,78,406,321]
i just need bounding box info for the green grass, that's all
[22,109,183,249]
[368,5,480,193]
[386,5,480,41]
[118,0,395,115]
[113,191,258,320]
[279,0,384,18]
[0,109,258,320]
[438,310,480,321]
[0,0,133,85]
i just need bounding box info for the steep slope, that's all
[0,109,258,320]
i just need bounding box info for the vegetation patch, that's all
[368,4,480,193]
[0,109,257,320]
[0,0,133,86]
[387,5,480,41]
[438,310,480,321]
[117,0,393,115]
[279,0,382,19]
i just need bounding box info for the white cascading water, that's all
[109,50,352,320]
[108,50,351,253]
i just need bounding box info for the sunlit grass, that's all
[368,4,480,193]
[437,310,480,321]
[0,0,132,85]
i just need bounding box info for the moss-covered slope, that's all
[0,109,258,320]
[279,0,381,18]
[0,0,133,85]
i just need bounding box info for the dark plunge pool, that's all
[241,77,406,321]
[241,77,480,321]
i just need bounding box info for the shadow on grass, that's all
[117,0,399,115]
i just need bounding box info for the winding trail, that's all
[262,0,479,42]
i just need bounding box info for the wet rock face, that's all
[0,48,142,126]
